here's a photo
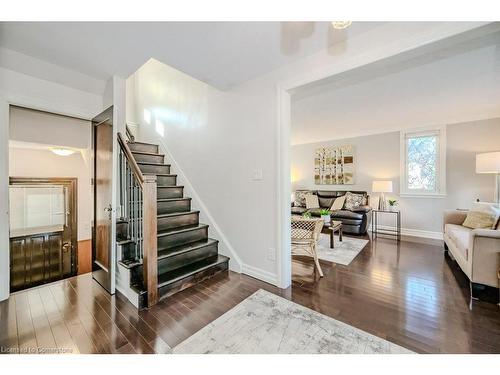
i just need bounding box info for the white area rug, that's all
[316,233,369,266]
[173,289,413,354]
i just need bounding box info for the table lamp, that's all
[476,151,500,203]
[372,180,393,210]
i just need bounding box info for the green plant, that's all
[388,199,398,207]
[302,212,312,219]
[319,209,330,216]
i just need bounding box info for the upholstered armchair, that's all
[291,217,324,277]
[443,209,500,295]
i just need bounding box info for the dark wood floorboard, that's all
[1,234,499,354]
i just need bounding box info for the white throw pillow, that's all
[330,195,346,211]
[305,194,320,209]
[462,202,500,229]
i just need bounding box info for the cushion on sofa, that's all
[293,190,310,208]
[331,210,364,220]
[318,196,335,208]
[305,194,320,209]
[343,192,367,210]
[445,223,471,260]
[330,195,346,211]
[291,206,307,215]
[308,208,331,217]
[462,202,500,229]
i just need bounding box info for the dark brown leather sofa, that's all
[291,190,371,235]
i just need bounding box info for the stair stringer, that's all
[154,138,243,273]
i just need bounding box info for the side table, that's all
[371,210,401,242]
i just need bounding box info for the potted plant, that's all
[388,199,399,212]
[319,208,331,224]
[302,212,312,219]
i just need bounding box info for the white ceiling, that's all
[0,21,384,91]
[291,29,500,145]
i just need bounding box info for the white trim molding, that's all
[241,263,279,286]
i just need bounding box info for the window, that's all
[400,127,446,197]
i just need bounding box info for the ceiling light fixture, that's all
[50,147,75,156]
[331,21,352,30]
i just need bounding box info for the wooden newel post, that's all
[142,174,158,307]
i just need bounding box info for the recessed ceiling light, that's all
[331,21,352,30]
[50,147,75,156]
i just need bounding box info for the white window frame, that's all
[400,126,447,198]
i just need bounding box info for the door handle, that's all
[62,242,71,253]
[104,204,113,220]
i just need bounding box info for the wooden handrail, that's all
[117,131,158,307]
[117,132,144,186]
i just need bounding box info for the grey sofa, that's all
[292,190,371,234]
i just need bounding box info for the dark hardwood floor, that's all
[1,234,499,354]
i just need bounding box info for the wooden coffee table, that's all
[322,220,343,249]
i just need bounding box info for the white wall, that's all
[0,67,103,301]
[127,23,488,286]
[291,119,500,235]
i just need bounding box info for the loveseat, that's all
[292,190,371,234]
[443,209,500,293]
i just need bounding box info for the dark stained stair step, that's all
[157,186,184,199]
[157,224,208,250]
[137,162,171,175]
[157,210,200,231]
[157,197,191,214]
[128,141,158,154]
[131,151,165,164]
[155,174,177,186]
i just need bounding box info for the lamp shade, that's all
[476,152,500,173]
[372,180,393,193]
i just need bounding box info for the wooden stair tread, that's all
[157,197,191,202]
[157,238,218,260]
[157,223,208,237]
[137,161,171,167]
[157,254,229,288]
[131,150,164,156]
[157,210,199,218]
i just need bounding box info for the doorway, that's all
[8,177,77,292]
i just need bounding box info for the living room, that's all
[288,25,500,352]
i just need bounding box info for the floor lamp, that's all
[372,180,393,210]
[476,152,500,203]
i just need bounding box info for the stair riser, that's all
[119,242,138,261]
[116,222,128,240]
[128,143,158,153]
[159,246,219,275]
[158,226,208,250]
[132,244,219,282]
[138,164,171,174]
[132,153,165,164]
[158,212,199,231]
[156,175,177,186]
[157,187,184,199]
[157,261,228,304]
[157,199,191,215]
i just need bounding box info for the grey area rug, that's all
[316,233,368,266]
[173,289,413,354]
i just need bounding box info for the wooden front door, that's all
[9,178,77,292]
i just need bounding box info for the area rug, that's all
[316,233,369,266]
[173,289,413,354]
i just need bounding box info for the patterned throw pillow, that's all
[293,190,311,208]
[343,192,367,211]
[305,194,320,209]
[462,202,500,229]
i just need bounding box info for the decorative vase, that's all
[321,214,331,224]
[389,205,398,212]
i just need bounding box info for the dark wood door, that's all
[92,106,115,293]
[9,178,77,292]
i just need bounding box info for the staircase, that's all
[117,137,229,309]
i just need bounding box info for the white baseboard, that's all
[377,225,443,240]
[241,263,278,286]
